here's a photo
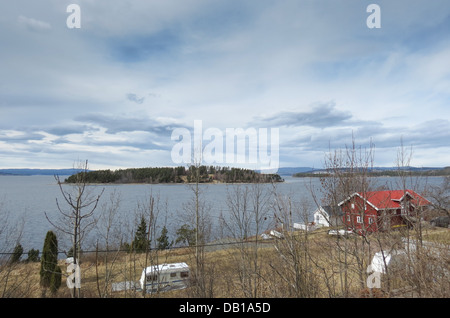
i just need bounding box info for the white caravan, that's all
[139,262,190,292]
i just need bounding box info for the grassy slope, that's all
[3,226,449,298]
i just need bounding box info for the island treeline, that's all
[64,166,283,184]
[293,166,450,178]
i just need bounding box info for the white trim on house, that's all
[337,192,379,211]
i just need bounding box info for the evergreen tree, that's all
[156,226,173,250]
[40,231,62,294]
[10,243,23,263]
[26,248,40,262]
[49,266,62,295]
[131,215,150,253]
[175,224,196,246]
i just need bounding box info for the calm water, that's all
[0,174,444,254]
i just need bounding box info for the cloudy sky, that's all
[1,0,449,170]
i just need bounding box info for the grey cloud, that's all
[126,93,145,104]
[0,131,45,142]
[403,119,450,148]
[45,125,99,136]
[283,118,450,154]
[110,30,182,63]
[74,113,187,134]
[82,137,169,152]
[253,102,352,128]
[347,119,450,151]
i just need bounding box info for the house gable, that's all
[314,206,343,227]
[338,192,379,213]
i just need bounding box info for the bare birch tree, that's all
[220,180,272,297]
[268,190,320,297]
[392,143,450,297]
[46,160,104,298]
[182,166,214,298]
[0,207,32,297]
[94,189,123,297]
[315,138,377,296]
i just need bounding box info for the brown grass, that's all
[1,226,448,298]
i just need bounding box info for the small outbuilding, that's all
[313,205,343,228]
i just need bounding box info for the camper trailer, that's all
[139,262,190,292]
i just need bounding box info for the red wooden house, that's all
[338,189,431,233]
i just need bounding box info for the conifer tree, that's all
[157,225,173,250]
[40,231,62,295]
[10,243,23,264]
[26,248,40,262]
[131,215,150,253]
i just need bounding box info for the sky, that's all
[1,0,449,171]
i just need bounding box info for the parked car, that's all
[430,216,450,228]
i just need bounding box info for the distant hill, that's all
[293,166,450,177]
[0,168,85,176]
[270,167,315,176]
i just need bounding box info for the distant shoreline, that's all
[1,166,448,178]
[293,167,450,178]
[0,168,82,176]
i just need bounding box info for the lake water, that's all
[0,174,444,255]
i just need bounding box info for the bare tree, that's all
[179,149,216,297]
[93,189,124,297]
[269,191,320,297]
[46,160,104,298]
[220,180,272,297]
[0,207,32,298]
[140,191,162,297]
[391,143,450,297]
[315,138,377,296]
[427,175,450,218]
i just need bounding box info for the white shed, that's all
[313,206,343,227]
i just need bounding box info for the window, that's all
[170,272,177,278]
[351,203,355,209]
[146,274,157,282]
[356,216,362,223]
[346,215,351,222]
[368,217,373,224]
[181,271,189,278]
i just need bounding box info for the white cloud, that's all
[17,15,51,32]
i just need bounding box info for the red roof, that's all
[340,189,431,210]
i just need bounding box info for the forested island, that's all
[64,166,284,184]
